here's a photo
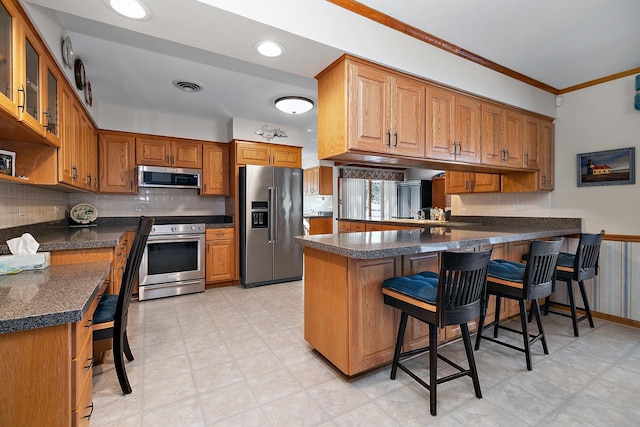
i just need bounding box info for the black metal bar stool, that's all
[539,230,604,337]
[382,250,491,416]
[475,238,562,371]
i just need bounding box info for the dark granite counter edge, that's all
[0,262,111,334]
[337,216,582,229]
[296,228,581,259]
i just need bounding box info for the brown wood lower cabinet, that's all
[304,240,532,376]
[0,275,105,427]
[308,217,333,235]
[205,228,235,283]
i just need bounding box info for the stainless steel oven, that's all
[138,223,206,301]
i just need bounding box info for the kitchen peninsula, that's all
[295,217,581,376]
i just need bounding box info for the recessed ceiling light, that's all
[105,0,152,20]
[255,41,285,58]
[275,96,314,114]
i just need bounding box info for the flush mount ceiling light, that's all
[172,80,204,93]
[105,0,152,20]
[255,40,285,58]
[275,96,314,114]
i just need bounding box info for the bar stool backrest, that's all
[573,230,605,281]
[438,250,491,327]
[524,238,563,300]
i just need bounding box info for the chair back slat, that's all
[438,250,491,326]
[574,230,604,280]
[524,238,563,300]
[115,216,154,335]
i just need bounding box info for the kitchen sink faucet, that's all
[408,209,426,220]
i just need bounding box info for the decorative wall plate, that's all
[70,203,98,224]
[84,81,92,106]
[61,36,74,69]
[74,58,86,90]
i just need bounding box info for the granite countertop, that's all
[0,216,234,255]
[296,220,581,259]
[0,261,111,334]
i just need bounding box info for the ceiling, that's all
[21,0,640,148]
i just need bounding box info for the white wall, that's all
[551,75,639,234]
[98,104,229,142]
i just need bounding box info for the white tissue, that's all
[6,233,40,255]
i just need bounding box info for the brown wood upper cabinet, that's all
[59,86,98,191]
[348,61,425,157]
[445,171,501,194]
[426,88,481,164]
[98,132,136,194]
[317,57,425,159]
[0,4,61,147]
[136,137,202,168]
[304,166,332,195]
[202,142,229,195]
[235,140,302,168]
[481,103,523,168]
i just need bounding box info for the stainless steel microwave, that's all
[138,165,201,189]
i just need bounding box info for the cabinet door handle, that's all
[18,85,25,112]
[165,155,170,163]
[465,181,469,190]
[72,166,78,181]
[84,357,94,370]
[87,175,92,186]
[542,174,546,186]
[171,155,175,164]
[130,180,133,190]
[524,152,529,165]
[451,142,457,155]
[386,130,391,148]
[456,142,461,155]
[393,131,398,148]
[471,180,475,190]
[83,403,94,420]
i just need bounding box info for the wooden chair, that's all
[475,238,562,370]
[543,230,604,336]
[382,250,491,416]
[93,216,154,394]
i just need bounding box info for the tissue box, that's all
[0,252,51,275]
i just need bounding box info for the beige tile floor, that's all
[92,281,640,426]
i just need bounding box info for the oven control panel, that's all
[149,223,206,235]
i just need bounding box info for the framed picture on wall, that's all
[577,147,635,187]
[0,150,15,177]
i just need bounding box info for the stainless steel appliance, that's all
[138,223,205,300]
[138,165,201,189]
[239,165,303,288]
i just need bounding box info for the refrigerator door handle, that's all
[267,187,274,243]
[271,186,278,243]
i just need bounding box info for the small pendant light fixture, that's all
[274,96,314,114]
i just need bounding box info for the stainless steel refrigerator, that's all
[239,165,304,288]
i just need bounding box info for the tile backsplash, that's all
[0,182,226,229]
[0,183,67,229]
[451,192,551,217]
[69,188,225,217]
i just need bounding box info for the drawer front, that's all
[72,334,94,408]
[72,296,98,356]
[72,375,93,427]
[351,222,366,232]
[206,228,234,240]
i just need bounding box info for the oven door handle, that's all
[146,234,205,245]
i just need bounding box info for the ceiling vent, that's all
[172,80,204,92]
